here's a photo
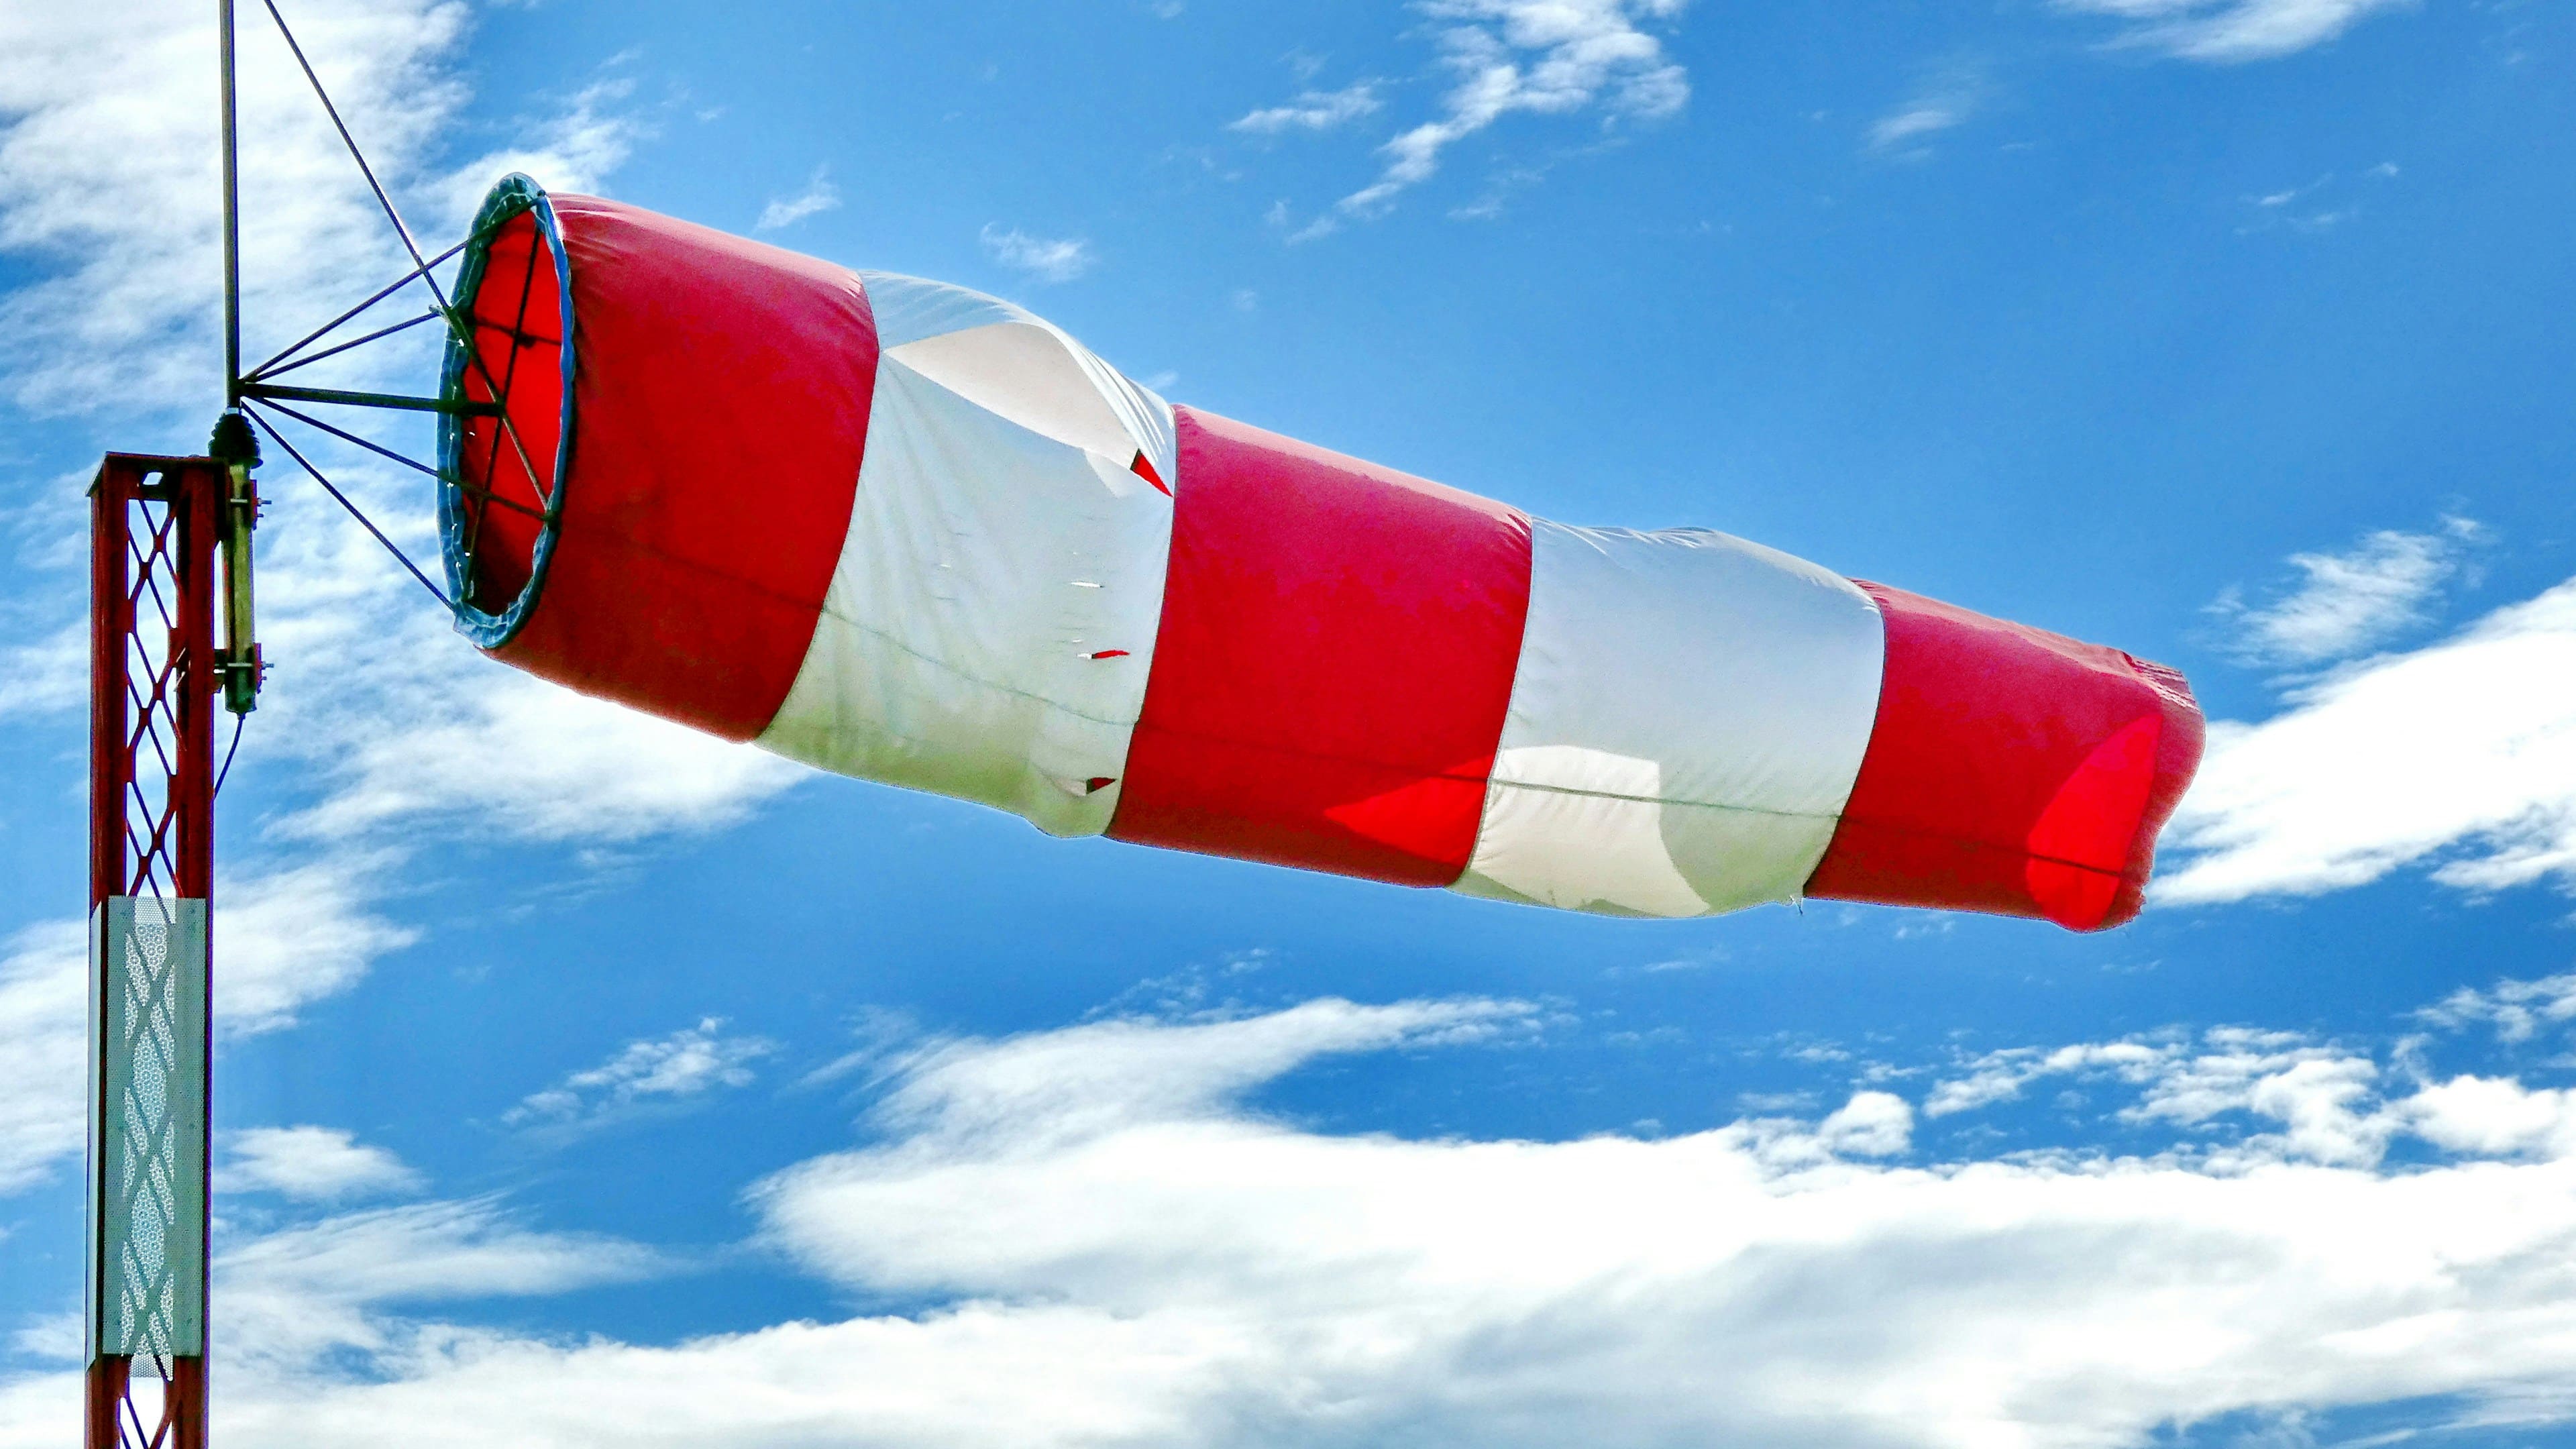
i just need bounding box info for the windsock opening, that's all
[438,174,574,649]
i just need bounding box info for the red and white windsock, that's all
[439,176,2203,930]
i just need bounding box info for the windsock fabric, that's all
[441,177,2203,931]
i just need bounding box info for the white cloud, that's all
[1815,1090,1913,1156]
[216,1195,667,1374]
[2208,519,2477,664]
[219,1126,423,1202]
[978,225,1095,284]
[1330,0,1690,223]
[859,998,1536,1147]
[3,1311,78,1366]
[217,859,421,1032]
[2418,972,2576,1044]
[0,618,83,719]
[1922,1028,2402,1166]
[274,651,803,845]
[756,166,840,230]
[2402,1074,2576,1159]
[0,921,85,1198]
[430,74,646,226]
[1866,64,1987,156]
[2053,0,2416,62]
[1230,82,1383,135]
[5,999,2570,1446]
[506,1018,775,1129]
[0,0,464,417]
[1868,104,1968,152]
[1923,1039,2173,1117]
[2133,1030,2389,1166]
[2155,574,2576,904]
[0,865,414,1197]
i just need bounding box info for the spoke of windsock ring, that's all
[253,307,443,381]
[448,476,550,524]
[462,225,553,577]
[255,397,439,478]
[243,405,457,612]
[262,0,543,492]
[245,235,472,380]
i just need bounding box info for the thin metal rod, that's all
[254,308,441,380]
[447,476,551,525]
[221,0,241,402]
[244,235,471,380]
[262,0,425,267]
[213,714,246,800]
[252,399,438,478]
[241,406,456,611]
[461,223,549,578]
[239,382,496,416]
[262,0,545,494]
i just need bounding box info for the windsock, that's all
[439,175,2202,930]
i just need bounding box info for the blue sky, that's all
[4,0,2576,1443]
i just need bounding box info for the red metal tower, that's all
[85,454,229,1449]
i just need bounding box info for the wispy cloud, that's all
[2208,518,2479,665]
[2418,972,2576,1045]
[37,995,2576,1444]
[2158,570,2576,906]
[1868,104,1967,152]
[216,1195,667,1372]
[757,166,840,230]
[0,617,83,718]
[506,1018,775,1130]
[1298,0,1689,236]
[1815,1090,1913,1156]
[1866,62,1988,156]
[2235,163,2402,235]
[1925,1028,2394,1165]
[1230,81,1383,135]
[0,861,413,1197]
[2053,0,2416,62]
[979,224,1095,283]
[218,1126,423,1203]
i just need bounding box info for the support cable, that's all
[260,0,546,492]
[253,398,438,477]
[252,307,442,380]
[213,714,248,801]
[241,405,455,612]
[244,236,472,380]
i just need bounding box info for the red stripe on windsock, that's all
[1803,584,2204,930]
[1108,408,1534,885]
[482,194,875,740]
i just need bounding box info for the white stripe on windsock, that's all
[1454,523,1886,917]
[859,270,1177,486]
[756,274,1176,837]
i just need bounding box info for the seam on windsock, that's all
[794,600,1150,731]
[1479,776,1850,823]
[1811,808,2135,882]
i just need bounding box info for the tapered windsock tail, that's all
[439,174,2204,931]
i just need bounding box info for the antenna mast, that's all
[219,0,241,406]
